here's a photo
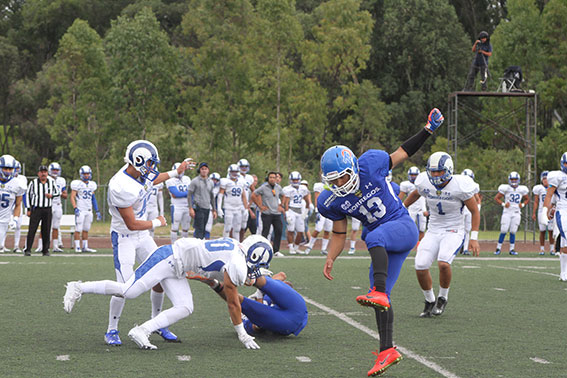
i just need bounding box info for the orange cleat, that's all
[356,287,390,311]
[367,347,402,376]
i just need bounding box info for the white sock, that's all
[151,290,164,319]
[74,240,80,249]
[423,289,435,303]
[52,239,58,249]
[181,231,188,238]
[350,240,356,249]
[83,240,88,249]
[108,296,125,332]
[509,243,515,251]
[58,233,63,246]
[496,242,502,250]
[37,238,43,250]
[560,254,567,276]
[439,287,449,300]
[81,280,124,295]
[14,228,21,248]
[171,231,178,242]
[321,238,330,251]
[140,306,191,334]
[307,237,317,249]
[540,246,545,252]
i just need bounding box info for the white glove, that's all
[539,208,550,225]
[235,323,260,349]
[217,208,224,218]
[9,216,18,230]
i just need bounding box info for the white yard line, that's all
[303,296,460,378]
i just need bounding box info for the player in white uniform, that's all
[399,166,428,243]
[70,165,101,253]
[238,159,255,240]
[218,164,248,240]
[103,140,194,346]
[494,171,530,255]
[0,155,26,252]
[532,171,556,255]
[11,160,27,252]
[299,180,314,249]
[460,169,482,255]
[404,152,480,317]
[147,181,164,238]
[48,162,68,251]
[64,235,273,350]
[282,171,311,255]
[303,181,332,255]
[166,163,192,242]
[205,172,221,239]
[543,153,567,280]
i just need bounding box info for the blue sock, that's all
[498,233,506,243]
[510,233,516,244]
[204,231,210,239]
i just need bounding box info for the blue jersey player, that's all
[318,108,444,377]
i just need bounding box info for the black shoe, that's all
[419,301,436,318]
[432,297,447,316]
[24,252,31,256]
[42,252,50,256]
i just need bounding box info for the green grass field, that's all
[1,252,565,377]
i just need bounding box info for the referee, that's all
[24,164,61,256]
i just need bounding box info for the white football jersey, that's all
[0,178,26,222]
[70,179,98,212]
[498,184,529,213]
[282,185,310,209]
[108,164,154,236]
[460,175,480,216]
[51,177,66,206]
[400,180,427,213]
[239,173,254,200]
[172,237,247,285]
[219,178,246,210]
[313,182,325,193]
[532,184,548,212]
[547,170,567,212]
[414,172,477,232]
[166,175,191,207]
[147,182,164,211]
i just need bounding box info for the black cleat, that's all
[432,297,447,316]
[419,301,436,318]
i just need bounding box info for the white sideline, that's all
[302,296,460,378]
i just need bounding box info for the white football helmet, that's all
[124,140,160,181]
[240,235,273,280]
[426,152,453,188]
[228,164,239,180]
[49,162,61,178]
[79,165,92,181]
[209,172,221,184]
[289,171,302,188]
[14,160,21,176]
[461,168,475,180]
[540,170,548,183]
[561,152,567,174]
[0,154,16,181]
[238,159,250,174]
[407,166,420,183]
[171,162,182,177]
[508,171,520,188]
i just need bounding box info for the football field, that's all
[1,251,565,377]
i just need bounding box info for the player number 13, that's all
[358,197,387,223]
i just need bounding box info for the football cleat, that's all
[288,248,297,255]
[432,297,447,316]
[34,246,42,252]
[128,325,157,350]
[63,281,82,313]
[105,329,122,346]
[304,247,312,255]
[494,249,501,255]
[320,250,328,256]
[273,251,284,257]
[419,301,436,318]
[348,248,356,255]
[367,347,402,376]
[0,247,9,253]
[13,248,22,253]
[559,273,567,282]
[539,251,545,255]
[82,247,97,253]
[509,250,518,256]
[155,327,180,342]
[74,247,82,253]
[52,247,64,253]
[356,288,390,311]
[462,250,471,256]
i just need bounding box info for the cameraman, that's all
[464,31,492,91]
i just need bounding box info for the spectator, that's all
[188,162,217,239]
[252,172,285,257]
[25,165,61,256]
[464,31,492,91]
[245,174,259,235]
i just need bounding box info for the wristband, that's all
[234,322,247,337]
[13,216,19,223]
[477,204,481,211]
[167,169,178,179]
[151,218,162,229]
[501,202,506,207]
[520,203,524,208]
[470,231,478,241]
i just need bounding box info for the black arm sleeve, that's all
[400,128,431,157]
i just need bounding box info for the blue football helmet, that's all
[540,170,548,183]
[79,165,92,181]
[426,152,453,188]
[0,154,16,181]
[238,159,250,174]
[561,152,567,174]
[49,162,61,178]
[14,160,21,176]
[407,166,420,183]
[320,145,359,197]
[124,140,160,181]
[461,168,475,180]
[289,171,302,188]
[228,164,239,180]
[240,235,273,280]
[508,171,520,188]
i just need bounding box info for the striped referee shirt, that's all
[26,176,61,209]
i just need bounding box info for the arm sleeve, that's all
[91,193,99,212]
[157,189,164,216]
[168,186,188,198]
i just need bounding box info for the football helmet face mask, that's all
[0,154,16,181]
[240,235,273,280]
[561,152,567,174]
[124,140,160,182]
[238,159,250,174]
[461,169,475,180]
[320,145,360,197]
[49,162,61,178]
[228,164,240,180]
[407,166,420,183]
[79,165,92,181]
[426,152,453,188]
[209,172,221,185]
[289,171,302,188]
[508,171,520,188]
[14,160,21,176]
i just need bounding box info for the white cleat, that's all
[52,247,64,253]
[13,248,22,253]
[63,281,82,313]
[348,248,356,255]
[35,247,42,253]
[82,247,97,253]
[273,251,284,257]
[320,250,328,256]
[559,274,567,282]
[128,325,157,350]
[288,248,297,255]
[304,247,312,255]
[74,247,82,253]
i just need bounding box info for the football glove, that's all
[96,211,102,221]
[9,216,18,230]
[235,323,260,349]
[74,208,80,216]
[424,108,444,133]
